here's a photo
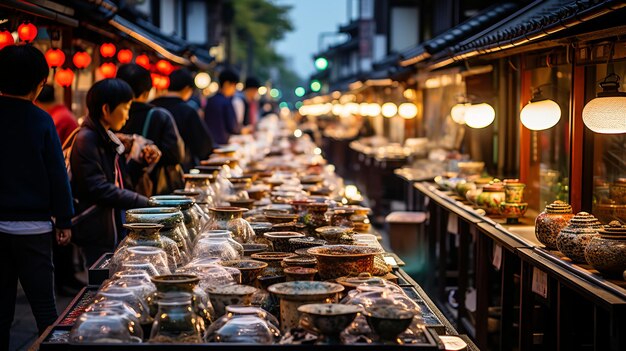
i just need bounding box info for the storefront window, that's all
[526,65,571,210]
[589,63,626,224]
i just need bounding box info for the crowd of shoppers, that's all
[0,41,266,350]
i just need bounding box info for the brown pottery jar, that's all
[535,200,574,250]
[555,212,601,263]
[584,221,626,277]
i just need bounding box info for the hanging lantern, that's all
[464,103,496,129]
[450,103,470,124]
[135,54,150,69]
[194,72,211,89]
[582,73,626,134]
[45,48,65,68]
[0,30,14,49]
[151,73,170,90]
[99,62,117,78]
[72,51,91,69]
[381,102,398,118]
[117,49,133,64]
[54,68,74,87]
[398,103,418,119]
[156,60,173,75]
[99,43,116,58]
[520,88,561,131]
[367,103,381,117]
[17,22,37,43]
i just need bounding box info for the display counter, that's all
[410,181,626,350]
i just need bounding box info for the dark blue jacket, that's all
[203,92,240,145]
[0,96,74,228]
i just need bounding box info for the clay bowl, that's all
[282,255,317,268]
[272,222,306,234]
[263,231,305,252]
[194,165,222,176]
[288,237,327,252]
[315,226,351,244]
[364,306,415,342]
[250,252,297,276]
[283,267,318,282]
[300,175,324,185]
[298,303,361,343]
[246,187,268,201]
[219,260,268,285]
[265,213,299,225]
[207,285,258,317]
[242,243,269,257]
[307,245,383,280]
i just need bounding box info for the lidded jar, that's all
[476,181,506,215]
[584,221,626,276]
[556,212,601,263]
[535,200,574,250]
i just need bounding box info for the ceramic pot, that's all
[455,181,476,199]
[457,161,484,178]
[307,245,383,280]
[304,203,329,236]
[265,213,299,225]
[584,221,626,276]
[476,181,505,215]
[283,267,318,282]
[207,285,258,317]
[126,207,191,264]
[250,252,297,277]
[228,199,255,210]
[264,231,306,252]
[499,202,528,224]
[290,199,314,223]
[219,260,267,285]
[267,281,344,332]
[535,200,574,250]
[207,207,254,244]
[242,243,269,257]
[330,209,355,228]
[249,222,274,248]
[315,226,351,245]
[182,173,217,207]
[281,255,317,269]
[288,237,327,252]
[556,212,601,263]
[364,305,414,343]
[504,182,526,203]
[298,304,360,344]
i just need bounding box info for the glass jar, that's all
[126,207,191,265]
[176,259,236,291]
[183,174,217,207]
[150,275,212,332]
[206,305,280,342]
[205,207,254,244]
[535,200,574,250]
[109,246,171,276]
[149,293,203,343]
[192,236,240,261]
[149,195,200,243]
[194,230,244,258]
[93,289,152,326]
[70,311,142,343]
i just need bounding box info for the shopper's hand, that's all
[56,228,72,246]
[115,133,134,152]
[141,144,161,165]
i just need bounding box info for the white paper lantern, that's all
[464,103,495,129]
[381,102,398,118]
[398,103,418,119]
[450,103,469,124]
[194,72,211,89]
[520,99,561,131]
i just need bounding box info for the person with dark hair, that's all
[0,44,74,349]
[152,69,214,171]
[203,68,243,145]
[243,77,261,127]
[116,64,185,195]
[69,78,156,266]
[35,85,78,145]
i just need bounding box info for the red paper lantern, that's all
[54,68,74,87]
[0,30,14,49]
[99,62,117,78]
[18,23,37,43]
[135,54,151,70]
[151,73,170,90]
[45,48,65,68]
[155,60,173,75]
[99,43,116,58]
[72,51,91,69]
[117,49,133,64]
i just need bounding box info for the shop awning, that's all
[399,3,519,67]
[429,0,626,70]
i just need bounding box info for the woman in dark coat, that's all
[69,79,155,266]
